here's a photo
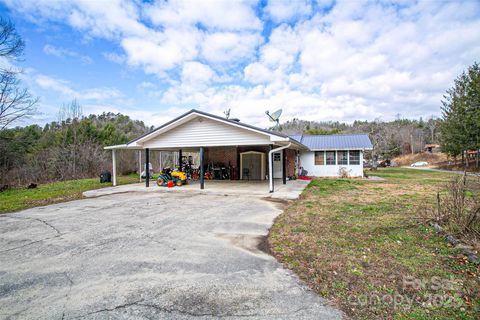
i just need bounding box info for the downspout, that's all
[268,142,291,193]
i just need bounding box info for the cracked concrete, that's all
[0,190,343,319]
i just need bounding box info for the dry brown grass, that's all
[392,152,448,167]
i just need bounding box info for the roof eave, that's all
[127,109,290,146]
[104,144,141,150]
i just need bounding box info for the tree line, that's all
[275,116,441,160]
[0,101,151,186]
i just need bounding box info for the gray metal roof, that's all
[289,134,373,150]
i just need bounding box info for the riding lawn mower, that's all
[156,167,187,187]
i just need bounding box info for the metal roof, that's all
[289,134,373,150]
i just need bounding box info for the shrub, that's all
[434,173,480,242]
[338,167,351,178]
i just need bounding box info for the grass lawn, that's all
[269,168,479,319]
[0,174,143,213]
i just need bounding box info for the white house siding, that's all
[299,150,364,177]
[142,117,272,149]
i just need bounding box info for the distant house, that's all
[424,144,441,153]
[291,134,373,177]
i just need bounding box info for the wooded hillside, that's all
[0,105,151,186]
[274,117,441,160]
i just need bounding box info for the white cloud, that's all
[121,26,201,75]
[138,81,156,90]
[201,32,262,63]
[43,44,93,64]
[35,74,76,97]
[264,0,312,22]
[144,0,262,31]
[35,74,122,101]
[4,0,480,126]
[181,62,215,87]
[102,52,126,64]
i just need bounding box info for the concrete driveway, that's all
[0,188,343,319]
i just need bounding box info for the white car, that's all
[411,161,428,167]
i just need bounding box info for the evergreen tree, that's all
[440,62,480,158]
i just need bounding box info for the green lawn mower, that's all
[156,167,187,187]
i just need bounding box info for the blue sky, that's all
[1,0,479,128]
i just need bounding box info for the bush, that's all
[434,173,480,242]
[338,167,351,178]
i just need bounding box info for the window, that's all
[338,151,348,165]
[273,153,281,161]
[349,150,360,165]
[314,151,324,165]
[326,151,336,165]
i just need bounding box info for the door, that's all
[242,153,262,180]
[273,152,283,178]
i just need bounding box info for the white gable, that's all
[141,116,272,148]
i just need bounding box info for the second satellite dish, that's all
[265,109,282,126]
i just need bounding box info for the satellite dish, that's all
[223,108,231,119]
[266,109,282,127]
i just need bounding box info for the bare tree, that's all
[0,18,24,62]
[0,18,37,129]
[426,116,438,143]
[0,71,38,129]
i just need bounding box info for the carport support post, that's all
[112,149,117,186]
[178,149,182,171]
[138,150,142,182]
[200,147,204,190]
[269,145,274,193]
[282,148,287,185]
[145,148,150,187]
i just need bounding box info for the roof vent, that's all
[230,118,240,122]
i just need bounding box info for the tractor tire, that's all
[175,180,183,187]
[156,179,165,187]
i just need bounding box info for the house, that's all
[424,143,441,153]
[291,134,373,177]
[105,109,373,192]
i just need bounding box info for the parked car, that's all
[410,161,428,167]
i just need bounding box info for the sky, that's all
[1,0,479,128]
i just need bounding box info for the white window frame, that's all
[314,151,325,166]
[349,150,360,165]
[338,150,348,165]
[325,151,336,165]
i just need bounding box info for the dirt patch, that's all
[256,235,272,255]
[392,152,448,166]
[261,197,291,210]
[216,233,271,256]
[26,194,83,208]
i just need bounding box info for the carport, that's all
[104,109,307,192]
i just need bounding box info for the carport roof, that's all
[128,109,290,144]
[105,109,309,150]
